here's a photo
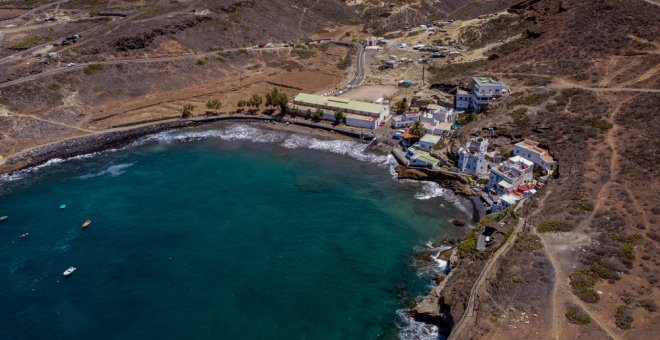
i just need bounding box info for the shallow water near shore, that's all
[0,124,468,339]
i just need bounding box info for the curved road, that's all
[326,40,366,96]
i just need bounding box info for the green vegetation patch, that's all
[514,232,543,251]
[267,59,302,71]
[615,305,634,330]
[9,35,53,50]
[428,60,486,82]
[565,306,591,325]
[83,64,104,75]
[337,47,355,70]
[569,269,600,303]
[537,219,575,233]
[510,92,552,107]
[291,48,316,59]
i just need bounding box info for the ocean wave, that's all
[414,182,446,200]
[138,124,285,145]
[396,309,440,340]
[79,162,134,179]
[138,124,392,165]
[282,134,390,164]
[0,150,117,182]
[389,164,472,216]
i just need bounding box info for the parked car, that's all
[67,63,76,67]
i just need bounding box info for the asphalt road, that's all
[326,41,366,96]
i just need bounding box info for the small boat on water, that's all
[59,204,67,210]
[19,232,29,238]
[0,216,7,222]
[63,267,76,276]
[81,220,92,228]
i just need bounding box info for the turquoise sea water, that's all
[0,124,468,339]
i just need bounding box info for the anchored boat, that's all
[63,267,76,276]
[0,216,7,222]
[81,220,92,228]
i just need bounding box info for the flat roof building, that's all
[292,93,390,118]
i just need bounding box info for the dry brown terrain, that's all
[0,0,658,338]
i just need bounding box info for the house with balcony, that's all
[457,137,489,176]
[469,77,505,109]
[513,139,557,174]
[391,112,420,128]
[487,155,534,195]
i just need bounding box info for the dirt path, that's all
[449,202,528,339]
[11,113,95,133]
[539,232,621,340]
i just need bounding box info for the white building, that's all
[487,155,534,194]
[470,77,505,109]
[427,104,457,123]
[454,89,470,111]
[345,113,378,129]
[405,146,439,168]
[391,112,420,128]
[513,139,557,173]
[457,138,489,176]
[291,93,389,129]
[415,134,441,151]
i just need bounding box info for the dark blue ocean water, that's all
[0,124,468,339]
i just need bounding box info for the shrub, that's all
[291,48,316,59]
[565,307,591,325]
[515,232,543,251]
[83,64,104,75]
[615,305,634,330]
[537,220,575,233]
[589,262,614,279]
[569,269,600,303]
[637,299,657,312]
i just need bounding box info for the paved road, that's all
[326,40,366,96]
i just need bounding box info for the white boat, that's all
[0,215,7,222]
[63,267,77,276]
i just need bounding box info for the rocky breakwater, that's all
[0,120,203,175]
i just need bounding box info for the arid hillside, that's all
[427,0,659,339]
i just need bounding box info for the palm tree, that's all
[409,120,425,138]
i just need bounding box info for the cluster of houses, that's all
[456,137,556,212]
[392,103,457,136]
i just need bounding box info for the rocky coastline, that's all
[0,115,369,177]
[1,115,482,339]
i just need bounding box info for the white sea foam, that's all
[282,134,390,164]
[0,150,116,182]
[79,162,134,179]
[396,309,440,340]
[138,124,285,145]
[414,181,446,200]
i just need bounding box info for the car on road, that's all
[67,63,76,67]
